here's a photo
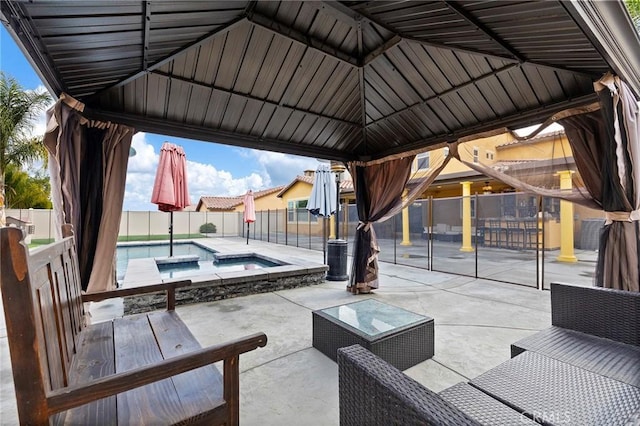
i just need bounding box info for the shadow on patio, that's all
[1,236,555,425]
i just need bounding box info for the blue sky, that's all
[1,27,319,210]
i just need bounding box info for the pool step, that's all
[155,255,200,265]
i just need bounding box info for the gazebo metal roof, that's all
[3,1,639,161]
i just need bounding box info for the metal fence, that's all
[243,193,604,289]
[9,192,603,288]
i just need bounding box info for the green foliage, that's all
[199,222,217,233]
[627,0,640,31]
[4,164,52,208]
[0,72,51,173]
[0,72,52,220]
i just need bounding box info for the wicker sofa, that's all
[338,283,640,425]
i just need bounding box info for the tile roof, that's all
[496,131,566,149]
[277,175,353,198]
[197,186,284,211]
[276,175,313,198]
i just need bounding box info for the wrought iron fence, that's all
[243,193,602,289]
[11,192,603,288]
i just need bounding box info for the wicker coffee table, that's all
[312,299,434,370]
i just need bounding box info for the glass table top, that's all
[319,299,428,337]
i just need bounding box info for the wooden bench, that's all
[0,225,267,425]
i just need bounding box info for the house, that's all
[402,130,603,254]
[258,130,602,255]
[195,186,285,213]
[276,170,354,238]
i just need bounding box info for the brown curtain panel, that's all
[44,94,134,292]
[452,73,639,291]
[347,156,415,293]
[561,74,639,292]
[590,75,639,291]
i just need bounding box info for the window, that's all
[288,199,312,222]
[415,152,430,170]
[486,151,494,160]
[473,147,479,163]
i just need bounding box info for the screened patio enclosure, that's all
[3,1,640,291]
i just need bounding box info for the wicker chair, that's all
[338,283,640,425]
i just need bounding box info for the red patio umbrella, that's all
[243,190,256,244]
[151,142,190,256]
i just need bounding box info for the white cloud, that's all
[514,122,564,137]
[124,133,270,210]
[250,150,320,186]
[187,161,265,202]
[31,85,55,140]
[128,132,158,173]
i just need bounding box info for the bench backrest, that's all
[0,225,85,422]
[551,282,640,347]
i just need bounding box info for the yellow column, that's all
[400,190,412,246]
[556,170,577,262]
[460,181,474,252]
[329,215,336,239]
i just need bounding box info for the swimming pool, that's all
[116,242,217,279]
[117,241,327,315]
[116,242,280,280]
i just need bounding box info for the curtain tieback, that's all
[605,210,640,225]
[357,221,371,232]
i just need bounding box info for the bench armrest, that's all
[551,282,640,346]
[46,332,267,415]
[82,280,193,310]
[338,345,480,426]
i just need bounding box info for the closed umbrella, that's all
[308,164,338,264]
[243,190,256,244]
[151,142,190,256]
[307,164,337,217]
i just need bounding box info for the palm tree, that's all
[0,72,51,225]
[4,164,52,209]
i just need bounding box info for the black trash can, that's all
[326,239,349,281]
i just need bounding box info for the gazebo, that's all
[2,1,639,292]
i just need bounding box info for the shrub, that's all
[199,223,217,234]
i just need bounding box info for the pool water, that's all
[158,257,279,279]
[116,242,217,279]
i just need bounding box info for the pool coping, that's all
[120,239,327,286]
[119,239,329,313]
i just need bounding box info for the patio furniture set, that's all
[0,226,267,425]
[481,218,541,250]
[426,218,542,249]
[3,220,638,425]
[338,282,640,425]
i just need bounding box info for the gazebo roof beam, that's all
[246,12,359,68]
[377,93,598,159]
[367,63,520,129]
[84,108,355,162]
[444,0,526,63]
[151,70,362,129]
[100,16,247,93]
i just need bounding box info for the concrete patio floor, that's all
[0,237,559,425]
